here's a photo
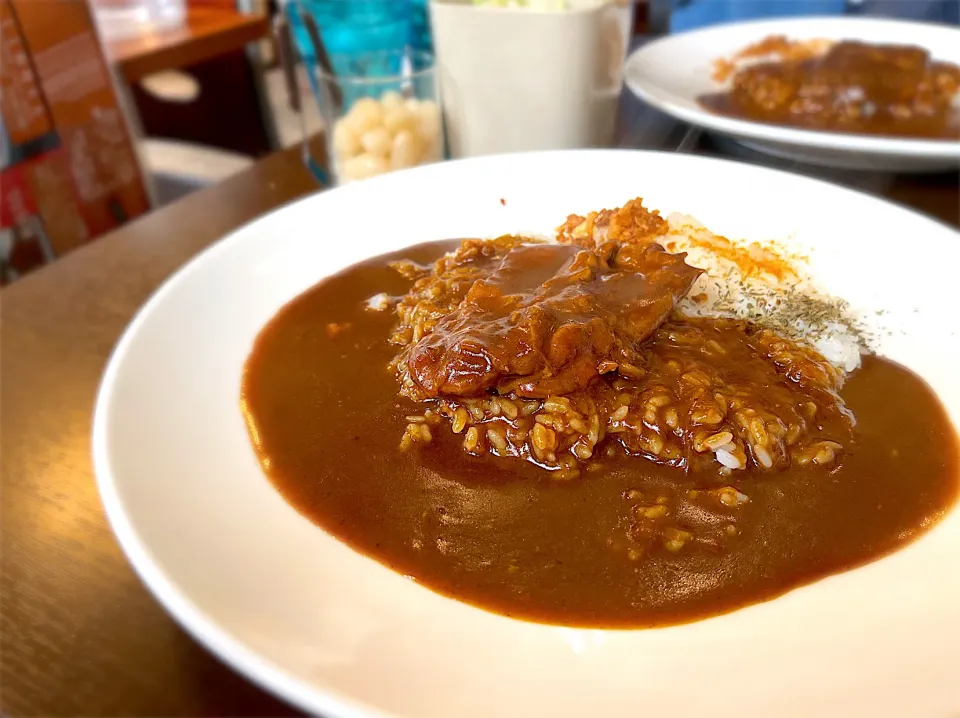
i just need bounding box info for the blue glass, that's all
[408,0,433,52]
[287,0,412,75]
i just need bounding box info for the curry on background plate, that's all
[699,36,960,140]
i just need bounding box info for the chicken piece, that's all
[556,197,669,248]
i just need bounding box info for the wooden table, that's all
[1,147,313,717]
[109,6,270,84]
[2,130,957,715]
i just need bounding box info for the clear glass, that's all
[310,49,444,185]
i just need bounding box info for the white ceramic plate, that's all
[624,17,960,172]
[94,151,960,718]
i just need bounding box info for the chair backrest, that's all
[0,0,150,285]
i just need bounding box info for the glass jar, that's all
[312,49,444,184]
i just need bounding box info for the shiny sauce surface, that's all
[241,241,960,627]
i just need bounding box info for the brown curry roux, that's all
[241,241,959,628]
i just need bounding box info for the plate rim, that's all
[624,15,960,160]
[91,149,960,717]
[91,194,395,718]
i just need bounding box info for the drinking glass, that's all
[314,49,444,184]
[277,1,441,184]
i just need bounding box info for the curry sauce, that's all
[241,241,959,628]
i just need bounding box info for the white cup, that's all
[429,0,634,158]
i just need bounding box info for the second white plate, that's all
[624,16,960,172]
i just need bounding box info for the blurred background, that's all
[1,0,957,284]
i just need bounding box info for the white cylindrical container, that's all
[429,0,633,158]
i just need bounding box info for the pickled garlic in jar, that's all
[332,92,443,183]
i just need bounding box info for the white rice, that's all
[661,213,866,375]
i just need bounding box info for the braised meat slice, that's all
[404,241,702,399]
